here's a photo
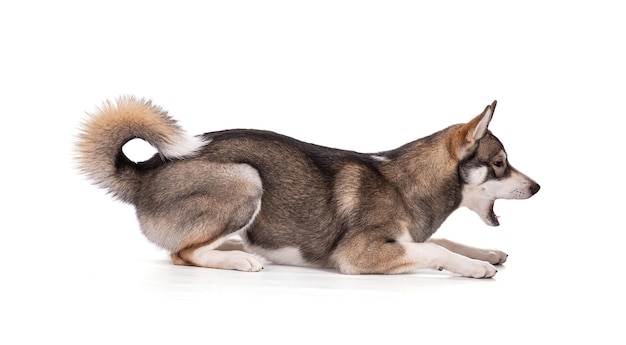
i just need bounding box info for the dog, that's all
[75,97,539,278]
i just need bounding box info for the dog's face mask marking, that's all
[453,101,540,226]
[460,140,540,226]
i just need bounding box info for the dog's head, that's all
[451,101,540,226]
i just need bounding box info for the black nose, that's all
[529,183,540,195]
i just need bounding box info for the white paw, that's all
[228,251,265,272]
[455,259,498,278]
[485,250,508,265]
[193,249,265,272]
[470,248,508,265]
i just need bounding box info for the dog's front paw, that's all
[455,259,497,278]
[484,250,508,265]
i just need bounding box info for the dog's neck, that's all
[379,128,462,242]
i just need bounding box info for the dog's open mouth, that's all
[486,201,500,226]
[478,200,500,227]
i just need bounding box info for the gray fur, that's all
[76,97,539,276]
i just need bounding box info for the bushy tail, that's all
[74,96,206,203]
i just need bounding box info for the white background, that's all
[1,1,624,344]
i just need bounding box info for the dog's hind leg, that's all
[137,162,266,272]
[427,238,508,265]
[171,235,249,265]
[170,195,265,272]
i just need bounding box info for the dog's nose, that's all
[529,183,540,195]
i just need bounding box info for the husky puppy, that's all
[76,97,539,278]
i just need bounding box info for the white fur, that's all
[186,213,266,271]
[401,242,497,278]
[459,184,494,224]
[190,246,265,272]
[160,134,209,159]
[427,238,507,265]
[370,155,390,162]
[245,246,312,267]
[463,168,536,202]
[397,229,414,243]
[502,170,536,199]
[333,230,496,277]
[466,166,488,185]
[461,161,537,226]
[473,106,493,140]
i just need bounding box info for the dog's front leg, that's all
[427,238,508,265]
[334,235,497,278]
[401,242,498,278]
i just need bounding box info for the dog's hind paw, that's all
[179,247,266,272]
[228,251,265,272]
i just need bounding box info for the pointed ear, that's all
[450,100,496,160]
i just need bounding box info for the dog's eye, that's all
[493,160,504,168]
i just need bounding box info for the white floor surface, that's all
[2,2,625,344]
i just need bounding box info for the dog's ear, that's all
[450,100,496,160]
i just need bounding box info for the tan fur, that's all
[170,253,189,266]
[75,96,204,203]
[333,226,413,274]
[334,164,364,217]
[76,97,182,169]
[382,133,457,203]
[76,97,539,278]
[449,101,495,160]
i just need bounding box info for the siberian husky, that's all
[75,97,539,278]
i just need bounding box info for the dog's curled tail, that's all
[74,96,206,203]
